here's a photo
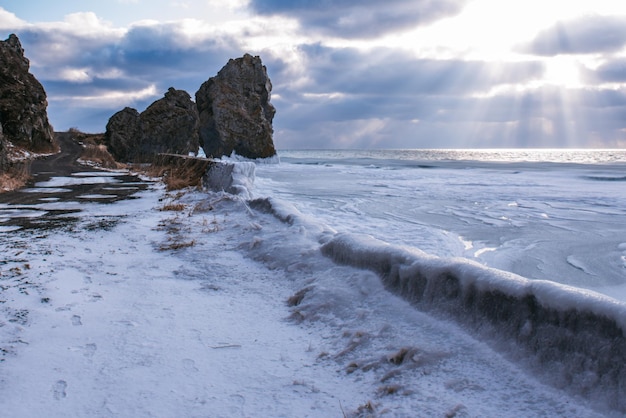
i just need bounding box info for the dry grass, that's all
[287,287,311,307]
[68,129,122,169]
[0,162,31,193]
[201,216,221,233]
[158,240,196,251]
[353,400,377,416]
[0,173,27,192]
[80,144,120,169]
[159,203,186,212]
[150,154,211,191]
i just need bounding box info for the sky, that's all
[2,0,626,149]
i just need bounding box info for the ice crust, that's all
[254,194,626,413]
[202,161,256,199]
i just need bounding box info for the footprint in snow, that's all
[88,293,103,302]
[71,315,82,326]
[52,380,67,400]
[68,343,97,358]
[83,343,97,358]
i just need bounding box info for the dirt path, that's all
[0,133,150,230]
[32,132,87,178]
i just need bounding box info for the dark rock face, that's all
[141,88,200,158]
[105,107,142,162]
[0,122,8,173]
[105,88,200,163]
[0,34,55,153]
[196,54,276,159]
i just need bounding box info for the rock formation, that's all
[105,54,276,162]
[105,107,142,163]
[196,54,276,159]
[0,34,55,153]
[105,88,200,163]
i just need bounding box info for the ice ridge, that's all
[249,194,626,413]
[320,232,626,413]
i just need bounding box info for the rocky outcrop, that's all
[0,34,55,153]
[105,54,276,162]
[105,88,200,163]
[196,54,276,159]
[105,107,142,163]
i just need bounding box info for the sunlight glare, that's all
[543,57,582,87]
[386,0,626,62]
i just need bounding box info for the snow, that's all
[35,176,122,187]
[0,157,621,417]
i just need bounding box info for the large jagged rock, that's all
[105,88,200,163]
[0,34,55,153]
[141,88,200,158]
[196,54,276,159]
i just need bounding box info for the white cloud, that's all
[58,67,92,83]
[49,84,159,107]
[0,7,26,28]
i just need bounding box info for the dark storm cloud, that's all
[248,0,468,38]
[275,44,545,126]
[298,45,544,96]
[270,49,548,147]
[116,24,240,81]
[273,43,626,149]
[521,15,626,56]
[16,22,241,83]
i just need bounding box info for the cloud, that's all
[248,0,468,38]
[2,14,246,130]
[296,44,544,97]
[3,5,626,148]
[0,7,26,28]
[584,58,626,84]
[272,44,545,131]
[272,44,626,149]
[275,86,626,149]
[521,15,626,56]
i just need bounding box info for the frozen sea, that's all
[260,149,626,297]
[0,148,625,417]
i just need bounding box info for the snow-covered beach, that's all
[1,149,625,417]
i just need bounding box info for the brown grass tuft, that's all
[80,144,120,169]
[150,154,211,191]
[68,129,122,169]
[159,203,186,212]
[0,161,31,193]
[158,239,196,251]
[287,287,311,307]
